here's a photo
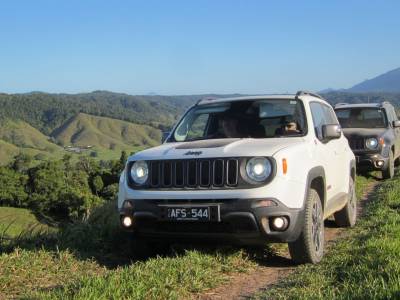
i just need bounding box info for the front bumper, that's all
[355,152,389,171]
[119,198,304,245]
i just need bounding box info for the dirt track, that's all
[196,181,378,300]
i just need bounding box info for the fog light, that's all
[270,216,289,231]
[122,216,133,227]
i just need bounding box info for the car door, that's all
[309,102,339,203]
[321,104,349,194]
[388,106,400,158]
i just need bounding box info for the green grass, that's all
[255,174,400,299]
[0,207,53,239]
[0,203,255,299]
[1,174,393,300]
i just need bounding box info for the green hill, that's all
[51,113,162,151]
[0,120,63,164]
[0,120,60,152]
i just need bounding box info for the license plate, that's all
[161,205,219,221]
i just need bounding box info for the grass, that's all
[0,174,394,300]
[0,203,255,299]
[255,174,400,299]
[0,207,53,239]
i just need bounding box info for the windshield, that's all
[172,99,307,142]
[335,108,387,128]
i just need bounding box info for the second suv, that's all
[335,102,400,179]
[119,91,356,264]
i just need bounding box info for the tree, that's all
[0,167,28,207]
[92,175,104,196]
[10,153,32,173]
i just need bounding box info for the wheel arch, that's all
[304,166,326,211]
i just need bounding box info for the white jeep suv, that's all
[118,91,356,264]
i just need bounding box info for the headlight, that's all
[365,138,378,150]
[130,161,148,185]
[246,157,272,182]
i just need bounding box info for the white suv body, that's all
[118,91,356,264]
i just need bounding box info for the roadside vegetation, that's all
[0,171,379,299]
[256,173,400,299]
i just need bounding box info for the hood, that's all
[342,128,387,138]
[129,138,305,161]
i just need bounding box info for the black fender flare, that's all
[303,166,326,210]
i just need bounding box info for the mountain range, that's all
[347,67,400,93]
[321,67,400,93]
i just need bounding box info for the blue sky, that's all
[0,0,399,95]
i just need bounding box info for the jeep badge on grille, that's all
[184,151,202,156]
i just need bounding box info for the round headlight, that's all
[246,157,272,182]
[130,161,148,185]
[365,138,378,150]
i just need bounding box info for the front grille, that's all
[349,138,365,150]
[148,158,239,189]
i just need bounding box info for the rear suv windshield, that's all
[172,99,307,142]
[335,108,387,128]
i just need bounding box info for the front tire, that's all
[288,188,324,264]
[334,176,357,227]
[382,150,395,179]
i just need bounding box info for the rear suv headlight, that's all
[365,138,378,150]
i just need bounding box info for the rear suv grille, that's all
[349,138,365,150]
[148,158,239,189]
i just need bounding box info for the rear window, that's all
[335,108,387,128]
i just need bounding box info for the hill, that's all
[51,113,162,151]
[0,91,209,135]
[0,120,60,152]
[348,67,400,93]
[0,120,63,163]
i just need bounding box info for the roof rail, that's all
[334,103,348,108]
[295,90,324,100]
[196,96,217,105]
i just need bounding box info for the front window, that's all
[335,108,387,128]
[172,99,307,142]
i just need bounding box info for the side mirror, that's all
[161,131,170,143]
[393,120,400,128]
[322,124,341,141]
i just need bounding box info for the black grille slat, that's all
[147,158,238,189]
[349,138,365,150]
[226,159,239,186]
[175,161,185,187]
[200,160,211,187]
[187,160,198,187]
[150,161,160,187]
[213,159,225,187]
[162,161,173,187]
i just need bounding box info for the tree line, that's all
[0,151,129,221]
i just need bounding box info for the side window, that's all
[389,107,398,122]
[322,105,339,125]
[384,108,393,123]
[310,102,325,140]
[310,102,337,140]
[393,108,399,121]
